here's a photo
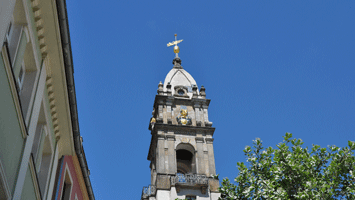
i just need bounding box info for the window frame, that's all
[60,164,73,200]
[16,61,25,93]
[0,159,12,200]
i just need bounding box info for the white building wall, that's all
[169,187,220,200]
[156,190,170,200]
[210,192,221,199]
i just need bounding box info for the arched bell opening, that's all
[176,143,196,174]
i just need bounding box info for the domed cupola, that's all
[163,57,198,99]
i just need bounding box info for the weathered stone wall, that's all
[146,81,220,199]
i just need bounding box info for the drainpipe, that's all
[55,0,95,199]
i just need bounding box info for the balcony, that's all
[171,173,209,194]
[141,184,156,200]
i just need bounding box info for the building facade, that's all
[0,0,94,199]
[141,39,220,200]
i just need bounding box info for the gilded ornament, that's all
[150,118,156,123]
[167,34,183,58]
[181,138,190,143]
[177,109,191,125]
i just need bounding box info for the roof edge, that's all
[56,0,95,199]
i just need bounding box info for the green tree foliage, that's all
[219,133,355,200]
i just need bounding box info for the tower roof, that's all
[163,58,198,98]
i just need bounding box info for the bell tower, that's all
[141,35,220,200]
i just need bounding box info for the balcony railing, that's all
[141,184,156,199]
[171,173,208,186]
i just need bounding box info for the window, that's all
[31,103,53,197]
[5,21,12,43]
[176,149,193,174]
[178,89,185,95]
[174,86,189,97]
[186,195,196,200]
[176,143,196,174]
[17,62,25,93]
[0,161,11,200]
[37,131,52,197]
[6,23,22,64]
[61,170,72,200]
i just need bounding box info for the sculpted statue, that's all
[177,109,192,125]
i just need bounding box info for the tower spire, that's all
[167,34,183,58]
[141,36,220,200]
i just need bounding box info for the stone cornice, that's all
[153,94,211,108]
[152,123,215,136]
[157,133,165,140]
[25,0,73,154]
[205,138,214,144]
[195,137,204,143]
[166,134,176,141]
[30,0,48,59]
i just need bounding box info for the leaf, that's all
[219,134,355,199]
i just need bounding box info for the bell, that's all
[174,45,180,53]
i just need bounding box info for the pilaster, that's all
[166,99,173,125]
[205,138,216,175]
[195,137,205,174]
[166,134,176,174]
[193,103,201,127]
[156,133,165,174]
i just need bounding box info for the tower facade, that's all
[141,37,220,200]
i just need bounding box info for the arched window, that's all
[176,143,196,174]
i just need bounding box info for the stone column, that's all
[166,100,172,125]
[194,103,201,126]
[166,134,176,174]
[203,105,209,124]
[200,107,205,127]
[203,150,210,176]
[150,162,157,186]
[156,133,165,174]
[163,105,167,124]
[157,103,163,123]
[195,137,205,174]
[205,138,216,175]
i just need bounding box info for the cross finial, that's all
[167,34,183,58]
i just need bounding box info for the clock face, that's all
[178,89,184,95]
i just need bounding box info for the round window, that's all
[178,89,185,95]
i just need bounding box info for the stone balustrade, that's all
[141,184,156,200]
[171,173,209,186]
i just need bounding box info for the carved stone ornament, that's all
[181,138,190,144]
[176,109,192,125]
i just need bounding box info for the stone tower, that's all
[141,37,220,200]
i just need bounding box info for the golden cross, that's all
[167,34,183,57]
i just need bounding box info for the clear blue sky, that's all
[66,1,355,199]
